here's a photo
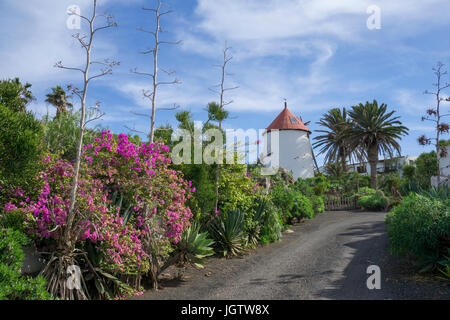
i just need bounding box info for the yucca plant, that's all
[209,209,245,257]
[253,198,267,223]
[109,190,134,225]
[245,220,261,248]
[83,241,134,300]
[175,222,215,269]
[419,185,450,201]
[438,250,450,282]
[245,199,266,247]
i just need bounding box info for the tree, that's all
[0,104,43,185]
[324,161,345,177]
[210,45,238,213]
[313,107,355,172]
[418,62,450,186]
[0,79,40,186]
[401,164,416,182]
[130,0,181,143]
[48,0,118,299]
[0,78,35,113]
[153,123,173,147]
[415,151,438,188]
[346,100,409,189]
[171,110,218,220]
[42,111,98,163]
[45,85,73,117]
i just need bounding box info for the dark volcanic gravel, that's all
[133,211,450,300]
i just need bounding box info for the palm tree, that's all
[45,86,73,117]
[313,107,354,172]
[0,78,35,112]
[346,100,409,189]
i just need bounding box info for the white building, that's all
[262,103,315,180]
[346,156,418,176]
[432,145,450,187]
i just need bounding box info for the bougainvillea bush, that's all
[84,132,194,243]
[84,131,194,286]
[2,131,194,296]
[3,154,149,274]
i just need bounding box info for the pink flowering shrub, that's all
[2,131,193,279]
[3,154,149,273]
[83,131,194,245]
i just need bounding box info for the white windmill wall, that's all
[266,130,315,180]
[431,146,450,187]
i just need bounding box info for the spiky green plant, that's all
[83,241,134,300]
[419,185,450,201]
[245,199,266,247]
[176,222,215,269]
[438,250,450,282]
[209,209,245,257]
[109,190,134,225]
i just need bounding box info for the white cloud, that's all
[28,102,55,119]
[116,78,216,112]
[0,0,124,85]
[177,0,450,114]
[193,0,450,45]
[393,89,434,115]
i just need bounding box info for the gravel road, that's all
[135,211,450,300]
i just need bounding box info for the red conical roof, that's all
[266,106,311,133]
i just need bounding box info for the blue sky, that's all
[1,0,450,165]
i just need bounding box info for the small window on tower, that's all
[289,116,299,124]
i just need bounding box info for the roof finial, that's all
[283,98,287,109]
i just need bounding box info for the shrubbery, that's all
[209,209,245,257]
[270,184,296,224]
[358,191,389,211]
[0,104,43,186]
[0,77,333,299]
[386,192,450,271]
[258,200,283,244]
[0,228,52,300]
[2,131,195,296]
[269,183,316,223]
[311,196,325,214]
[355,187,377,197]
[42,111,97,163]
[291,193,315,220]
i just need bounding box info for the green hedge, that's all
[292,193,315,220]
[0,104,43,185]
[358,194,388,211]
[386,193,450,261]
[312,195,325,214]
[0,229,52,300]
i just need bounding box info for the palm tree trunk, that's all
[340,151,347,173]
[368,143,378,189]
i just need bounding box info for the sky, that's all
[1,0,450,166]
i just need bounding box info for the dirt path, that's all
[134,211,450,300]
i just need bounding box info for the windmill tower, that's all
[263,102,315,180]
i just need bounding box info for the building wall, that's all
[266,130,315,180]
[346,156,417,176]
[432,146,450,187]
[441,146,450,177]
